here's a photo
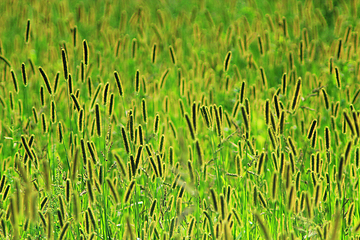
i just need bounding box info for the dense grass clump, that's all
[1,0,360,239]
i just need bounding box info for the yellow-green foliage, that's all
[1,0,360,239]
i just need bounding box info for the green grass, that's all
[0,0,360,239]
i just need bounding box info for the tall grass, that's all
[0,0,360,239]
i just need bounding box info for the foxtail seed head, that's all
[291,78,302,112]
[257,35,264,55]
[195,140,203,167]
[102,82,110,105]
[25,19,31,43]
[41,113,47,133]
[153,114,160,135]
[307,120,317,139]
[169,45,177,65]
[39,67,52,94]
[121,126,130,154]
[134,70,140,93]
[260,67,268,89]
[185,113,196,140]
[106,177,119,203]
[51,101,56,124]
[278,110,285,135]
[240,106,249,132]
[124,180,136,203]
[21,135,33,160]
[95,103,101,137]
[214,105,222,137]
[141,98,147,123]
[107,93,114,116]
[210,188,218,212]
[223,51,232,72]
[10,70,18,93]
[21,63,27,87]
[151,43,157,63]
[240,81,246,103]
[57,122,63,143]
[61,49,69,80]
[335,67,341,89]
[114,71,124,97]
[83,39,89,65]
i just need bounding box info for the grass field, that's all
[0,0,360,239]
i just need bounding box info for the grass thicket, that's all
[0,0,360,239]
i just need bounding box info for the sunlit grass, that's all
[0,0,360,239]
